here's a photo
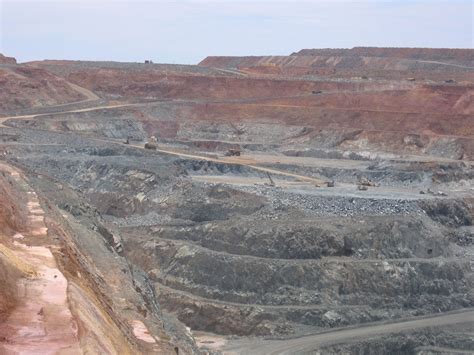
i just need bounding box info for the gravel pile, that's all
[237,184,422,217]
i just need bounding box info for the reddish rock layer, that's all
[0,65,88,113]
[0,54,17,65]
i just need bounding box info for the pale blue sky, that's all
[1,0,472,64]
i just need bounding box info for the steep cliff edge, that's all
[0,162,189,354]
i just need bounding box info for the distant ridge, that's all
[292,47,474,61]
[0,54,17,65]
[199,47,474,80]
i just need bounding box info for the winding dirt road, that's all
[221,309,474,354]
[0,102,138,128]
[0,104,328,185]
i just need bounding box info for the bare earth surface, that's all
[0,47,473,354]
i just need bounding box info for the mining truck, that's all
[144,142,157,150]
[225,148,241,157]
[358,177,376,187]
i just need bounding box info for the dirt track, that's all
[221,309,474,354]
[0,104,326,185]
[0,102,138,128]
[417,60,474,70]
[66,82,100,101]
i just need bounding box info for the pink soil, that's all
[0,173,80,355]
[130,320,156,344]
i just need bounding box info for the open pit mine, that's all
[0,48,473,354]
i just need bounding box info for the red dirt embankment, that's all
[254,85,474,116]
[168,93,474,159]
[0,65,87,113]
[0,54,17,65]
[175,99,473,138]
[60,69,383,100]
